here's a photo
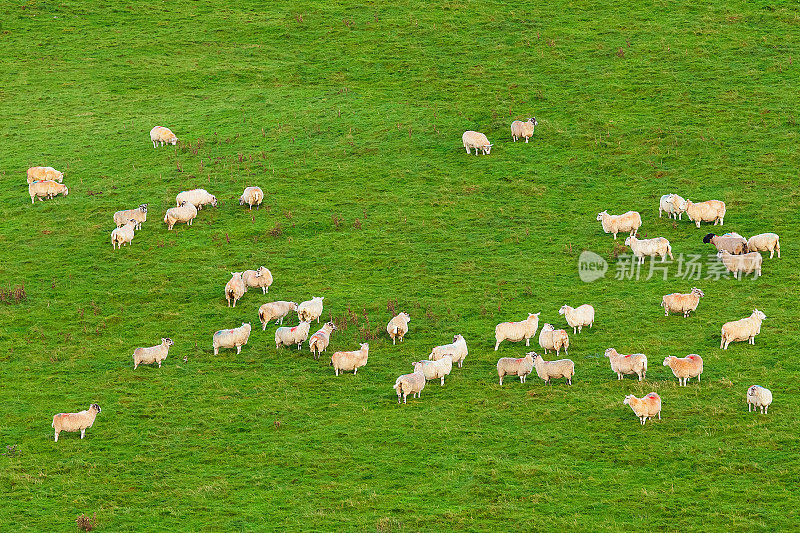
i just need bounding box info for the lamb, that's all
[258,301,298,329]
[163,200,198,230]
[275,321,310,350]
[386,312,411,344]
[716,250,762,279]
[604,348,647,381]
[308,322,337,360]
[225,272,246,307]
[330,343,369,375]
[27,166,63,184]
[413,356,453,386]
[462,130,493,155]
[623,393,661,425]
[133,338,174,369]
[624,235,673,264]
[720,309,765,350]
[510,118,538,143]
[297,296,325,323]
[239,186,264,210]
[558,304,595,334]
[52,404,101,441]
[393,367,426,404]
[494,312,540,350]
[747,233,780,259]
[531,352,574,385]
[680,199,726,228]
[242,266,273,294]
[111,220,137,249]
[538,324,569,356]
[703,233,747,255]
[746,385,772,414]
[429,334,468,368]
[176,189,217,210]
[662,355,703,386]
[150,126,178,147]
[496,351,534,385]
[113,204,147,229]
[596,210,641,240]
[658,193,686,220]
[661,287,704,317]
[212,323,251,355]
[29,180,68,204]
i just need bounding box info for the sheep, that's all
[716,250,762,279]
[747,233,780,259]
[596,210,641,240]
[624,235,673,264]
[258,301,298,330]
[275,321,310,350]
[531,352,574,385]
[558,304,594,334]
[429,334,468,368]
[225,272,246,307]
[703,233,747,255]
[113,204,147,229]
[496,351,534,385]
[462,130,492,155]
[239,186,264,210]
[27,166,63,184]
[413,356,453,386]
[661,287,704,317]
[297,296,325,323]
[330,343,369,376]
[29,180,68,204]
[494,312,540,350]
[52,404,101,441]
[242,266,273,294]
[510,118,537,142]
[133,338,174,369]
[150,126,178,147]
[212,323,251,355]
[623,393,661,425]
[720,309,765,350]
[658,193,686,220]
[746,385,773,414]
[662,355,703,386]
[386,312,411,344]
[680,199,726,228]
[111,219,137,249]
[163,200,198,230]
[538,324,569,356]
[604,348,647,381]
[176,189,217,210]
[393,367,426,404]
[308,322,337,360]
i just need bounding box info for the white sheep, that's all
[298,297,325,323]
[113,204,147,229]
[747,233,780,259]
[494,312,540,350]
[462,130,492,155]
[330,343,369,376]
[703,233,747,255]
[52,404,101,441]
[176,189,217,210]
[720,309,765,350]
[225,272,246,307]
[308,322,337,360]
[111,219,137,249]
[510,118,537,142]
[163,200,198,230]
[29,180,68,203]
[558,304,594,334]
[623,393,661,425]
[133,338,174,369]
[27,166,64,184]
[242,266,273,294]
[716,250,762,279]
[239,186,264,210]
[275,321,310,350]
[150,126,178,147]
[596,210,642,240]
[680,199,726,228]
[531,352,574,385]
[662,355,703,386]
[661,287,704,317]
[496,351,534,385]
[746,385,772,414]
[413,356,453,386]
[429,334,468,368]
[624,235,673,264]
[386,312,411,344]
[258,301,298,330]
[393,367,426,404]
[212,323,251,355]
[604,348,647,381]
[538,324,569,356]
[658,193,686,220]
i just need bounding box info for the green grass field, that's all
[2,1,799,530]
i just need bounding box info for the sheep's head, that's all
[596,211,608,221]
[691,287,705,298]
[162,338,174,346]
[529,352,541,362]
[453,334,463,342]
[604,348,616,358]
[702,233,715,244]
[529,117,538,126]
[63,186,69,196]
[139,204,148,212]
[623,395,633,405]
[483,144,493,154]
[541,323,554,332]
[360,343,369,351]
[326,322,337,331]
[753,309,766,320]
[289,302,298,310]
[169,137,178,145]
[678,198,689,210]
[527,312,540,320]
[412,361,425,371]
[558,305,569,315]
[662,356,674,367]
[211,196,218,207]
[91,403,102,413]
[239,196,245,205]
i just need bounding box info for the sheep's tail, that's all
[389,324,398,336]
[393,377,403,394]
[642,357,648,373]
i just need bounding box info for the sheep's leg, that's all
[748,403,752,412]
[525,338,530,347]
[54,430,59,442]
[499,376,503,386]
[158,361,162,368]
[764,406,768,414]
[525,136,529,143]
[353,367,357,374]
[440,376,445,386]
[81,429,86,439]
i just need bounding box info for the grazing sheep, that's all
[113,204,147,229]
[558,304,595,334]
[531,352,574,385]
[747,233,780,259]
[212,323,252,355]
[27,166,63,184]
[150,126,178,147]
[258,301,298,330]
[510,118,538,142]
[308,322,337,360]
[429,334,468,368]
[680,199,726,228]
[239,186,264,210]
[623,393,661,425]
[496,351,534,385]
[413,356,453,386]
[720,309,765,350]
[52,404,101,442]
[538,324,569,356]
[624,235,673,264]
[604,348,647,381]
[659,193,686,220]
[133,338,174,369]
[716,250,762,279]
[747,385,772,414]
[703,233,747,255]
[242,266,273,294]
[462,130,492,155]
[386,312,411,344]
[596,210,642,240]
[111,219,137,249]
[661,287,704,317]
[176,189,218,210]
[275,321,310,350]
[330,343,369,376]
[163,200,198,230]
[494,312,540,350]
[662,355,703,386]
[29,180,68,204]
[393,367,426,404]
[225,272,246,307]
[297,297,325,323]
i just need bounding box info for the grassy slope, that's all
[1,0,799,530]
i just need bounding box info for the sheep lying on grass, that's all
[747,385,772,414]
[275,321,310,350]
[225,272,246,307]
[596,210,641,240]
[239,186,263,210]
[559,304,594,334]
[309,322,336,360]
[52,404,101,441]
[462,131,492,155]
[623,393,661,425]
[111,220,137,249]
[163,201,198,230]
[213,323,251,355]
[331,343,369,376]
[659,193,686,220]
[29,180,68,203]
[538,324,569,356]
[605,348,647,381]
[747,233,780,259]
[663,355,703,386]
[150,126,177,147]
[661,287,704,317]
[27,166,63,183]
[703,233,747,255]
[681,199,725,227]
[625,235,673,264]
[242,267,272,294]
[496,352,534,385]
[113,204,147,229]
[717,251,762,279]
[413,356,453,386]
[133,338,174,369]
[393,367,426,404]
[494,312,540,350]
[429,334,468,368]
[298,297,325,323]
[510,118,537,142]
[258,301,298,329]
[176,189,217,210]
[531,352,574,385]
[720,309,765,350]
[387,312,411,344]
